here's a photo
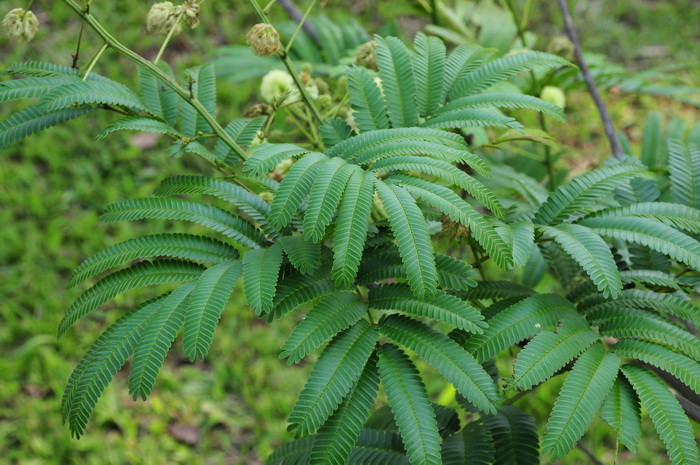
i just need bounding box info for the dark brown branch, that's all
[557,0,624,160]
[577,441,606,465]
[276,0,321,46]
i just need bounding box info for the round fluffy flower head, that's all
[2,8,39,42]
[547,35,575,61]
[260,70,295,103]
[540,86,566,109]
[355,41,377,71]
[177,1,200,28]
[147,2,181,36]
[246,23,281,57]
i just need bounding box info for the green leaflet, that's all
[376,181,437,298]
[388,174,513,269]
[214,117,266,165]
[267,266,337,320]
[96,116,183,140]
[0,104,95,150]
[183,261,242,361]
[129,283,194,400]
[347,66,390,132]
[281,291,367,364]
[370,283,485,334]
[304,157,355,243]
[137,62,178,125]
[514,314,600,390]
[243,243,284,315]
[600,376,642,453]
[542,344,620,459]
[537,223,622,298]
[62,296,165,438]
[437,93,566,122]
[613,339,700,396]
[377,344,442,465]
[68,233,237,288]
[270,152,328,229]
[319,117,354,148]
[379,314,499,414]
[622,365,700,465]
[244,143,312,177]
[59,260,204,337]
[668,140,700,209]
[288,321,377,437]
[441,420,495,465]
[465,294,576,363]
[101,196,266,248]
[310,354,380,465]
[179,64,217,136]
[413,32,446,117]
[0,75,81,103]
[38,80,147,113]
[534,163,651,225]
[421,108,523,130]
[332,169,375,286]
[279,235,322,274]
[482,406,540,465]
[375,35,417,128]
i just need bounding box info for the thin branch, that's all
[577,441,606,465]
[557,0,624,160]
[62,0,248,162]
[277,0,321,46]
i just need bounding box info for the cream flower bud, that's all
[2,8,39,42]
[355,41,377,71]
[246,23,281,57]
[147,2,181,36]
[260,70,295,103]
[540,86,566,109]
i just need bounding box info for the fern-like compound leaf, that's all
[281,291,367,364]
[137,62,179,125]
[69,233,237,288]
[62,297,164,437]
[310,354,380,465]
[304,157,355,243]
[450,50,569,98]
[375,35,417,128]
[438,92,566,121]
[582,201,700,234]
[243,243,283,315]
[534,163,650,225]
[376,181,437,298]
[214,116,266,164]
[0,104,94,149]
[600,376,642,453]
[269,152,328,229]
[580,216,700,270]
[370,283,485,334]
[183,260,242,361]
[441,420,495,465]
[319,117,354,149]
[413,32,446,117]
[614,339,700,396]
[668,140,700,209]
[0,75,81,102]
[422,108,522,130]
[347,66,390,132]
[267,266,337,320]
[622,365,700,465]
[538,223,623,298]
[96,116,183,140]
[179,64,217,136]
[388,174,513,268]
[482,406,540,465]
[542,344,620,459]
[442,44,492,101]
[38,80,147,113]
[101,197,266,248]
[244,143,312,177]
[465,293,577,363]
[288,321,378,437]
[377,343,442,465]
[128,283,194,400]
[380,314,499,414]
[332,169,375,286]
[514,313,600,390]
[60,260,204,336]
[279,235,322,274]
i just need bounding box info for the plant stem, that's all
[247,0,324,124]
[285,0,317,54]
[153,10,185,65]
[277,0,321,45]
[557,0,624,160]
[62,0,248,162]
[81,43,109,81]
[20,0,35,19]
[71,19,86,68]
[429,0,440,25]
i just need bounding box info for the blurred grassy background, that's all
[0,1,698,464]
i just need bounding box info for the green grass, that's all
[1,1,698,464]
